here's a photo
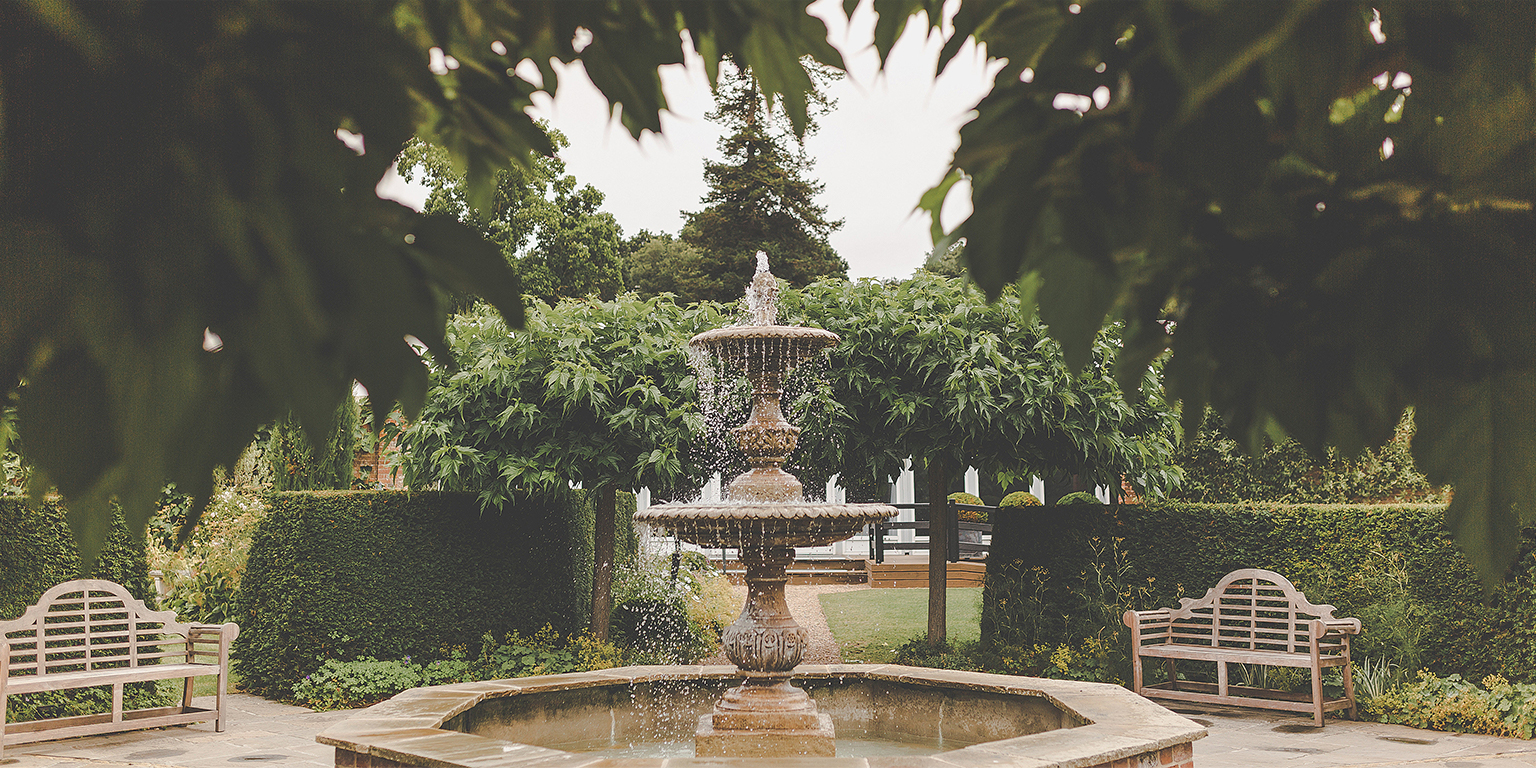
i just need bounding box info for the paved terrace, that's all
[4,692,1535,768]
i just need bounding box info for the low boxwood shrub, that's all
[235,489,634,698]
[949,492,987,523]
[999,491,1041,508]
[1056,491,1100,506]
[1,496,168,723]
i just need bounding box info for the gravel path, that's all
[700,583,867,665]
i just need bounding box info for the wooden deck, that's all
[713,558,870,585]
[868,556,985,589]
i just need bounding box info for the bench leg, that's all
[1343,660,1357,720]
[1131,652,1143,693]
[112,683,124,724]
[216,669,228,732]
[183,676,195,711]
[1164,660,1177,690]
[2,686,8,757]
[1217,660,1229,698]
[1311,667,1325,726]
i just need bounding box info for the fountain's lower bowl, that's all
[635,502,896,548]
[318,665,1206,768]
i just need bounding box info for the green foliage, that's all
[0,497,170,722]
[999,491,1042,507]
[268,401,359,492]
[608,553,724,664]
[1057,492,1100,506]
[663,61,849,304]
[289,627,625,711]
[2,0,848,570]
[1,406,26,496]
[917,239,966,279]
[623,234,711,303]
[611,600,693,658]
[984,502,1536,684]
[1173,409,1444,504]
[906,1,1536,582]
[290,658,422,711]
[783,273,1182,498]
[402,297,721,508]
[233,489,630,697]
[1368,672,1536,739]
[399,133,624,305]
[894,636,1125,686]
[149,489,267,625]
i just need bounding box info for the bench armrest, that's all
[1310,618,1362,637]
[188,623,240,664]
[1123,608,1172,636]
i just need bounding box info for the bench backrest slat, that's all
[1163,568,1346,656]
[1,580,197,679]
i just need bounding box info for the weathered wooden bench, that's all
[1123,568,1361,726]
[1,579,239,754]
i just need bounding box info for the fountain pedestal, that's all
[636,255,895,758]
[694,546,835,757]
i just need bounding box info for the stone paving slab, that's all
[1185,702,1536,768]
[5,692,1536,768]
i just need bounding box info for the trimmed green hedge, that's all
[233,489,635,697]
[984,502,1536,682]
[1,497,152,619]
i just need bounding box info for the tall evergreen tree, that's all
[650,60,847,303]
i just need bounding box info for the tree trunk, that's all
[926,457,949,648]
[590,485,616,641]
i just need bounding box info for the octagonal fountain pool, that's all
[318,664,1204,768]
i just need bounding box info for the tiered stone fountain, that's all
[317,253,1207,767]
[635,254,896,757]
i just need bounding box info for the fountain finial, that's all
[747,251,778,326]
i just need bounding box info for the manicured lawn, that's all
[819,588,982,663]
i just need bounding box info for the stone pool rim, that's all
[317,663,1206,768]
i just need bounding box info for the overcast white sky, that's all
[378,0,999,280]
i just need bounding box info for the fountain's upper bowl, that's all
[690,325,838,372]
[636,502,895,548]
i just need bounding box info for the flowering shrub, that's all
[148,486,266,624]
[1367,672,1536,739]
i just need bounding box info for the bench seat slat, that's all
[1136,645,1351,666]
[6,663,222,693]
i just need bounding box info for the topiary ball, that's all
[999,491,1042,507]
[948,491,988,522]
[1057,491,1101,506]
